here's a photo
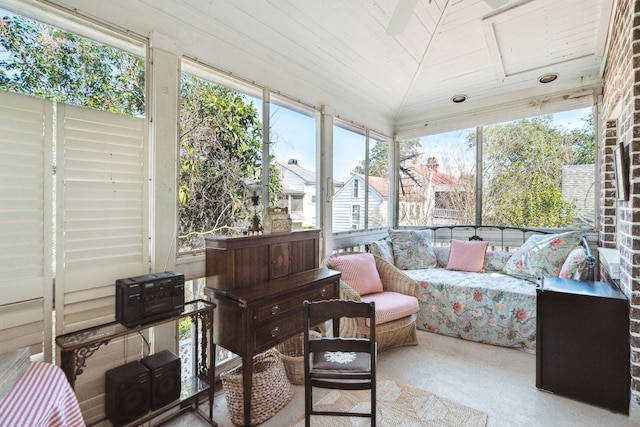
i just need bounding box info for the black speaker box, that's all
[141,350,181,410]
[105,361,150,426]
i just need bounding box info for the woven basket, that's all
[275,330,322,384]
[221,348,293,426]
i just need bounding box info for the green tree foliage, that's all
[353,138,420,177]
[0,15,144,116]
[179,75,282,249]
[479,115,589,227]
[568,111,595,164]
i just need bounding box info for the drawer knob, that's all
[271,305,280,315]
[320,288,328,297]
[271,327,280,337]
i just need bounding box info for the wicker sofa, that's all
[323,252,419,351]
[368,227,594,353]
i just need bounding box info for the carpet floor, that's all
[288,376,487,426]
[161,330,639,427]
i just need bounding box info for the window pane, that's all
[269,99,317,229]
[0,10,145,116]
[482,108,595,228]
[178,73,262,252]
[368,136,389,229]
[332,126,366,232]
[398,131,476,226]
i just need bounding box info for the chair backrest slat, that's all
[309,337,371,353]
[306,299,373,323]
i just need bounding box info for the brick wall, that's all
[601,0,640,409]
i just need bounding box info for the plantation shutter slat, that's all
[56,103,148,335]
[0,91,53,358]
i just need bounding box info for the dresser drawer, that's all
[255,279,337,322]
[254,313,303,351]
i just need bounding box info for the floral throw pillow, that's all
[559,246,588,280]
[388,229,437,270]
[485,251,513,272]
[503,231,583,282]
[368,240,394,264]
[432,246,450,268]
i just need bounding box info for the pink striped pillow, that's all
[330,253,384,296]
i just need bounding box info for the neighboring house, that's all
[332,174,388,232]
[399,157,466,226]
[562,164,596,227]
[278,159,316,228]
[332,158,463,231]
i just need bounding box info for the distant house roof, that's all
[279,159,315,184]
[562,164,595,226]
[409,166,460,186]
[398,158,461,201]
[356,174,388,198]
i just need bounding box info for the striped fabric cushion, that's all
[330,253,384,296]
[0,362,85,427]
[361,291,419,325]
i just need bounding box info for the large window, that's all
[398,107,595,229]
[0,9,145,116]
[482,109,594,228]
[178,71,263,252]
[331,124,391,233]
[332,124,366,232]
[269,97,318,229]
[398,129,475,227]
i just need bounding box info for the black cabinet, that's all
[536,277,630,413]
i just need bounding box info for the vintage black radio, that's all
[116,271,185,327]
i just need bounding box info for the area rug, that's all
[288,377,488,426]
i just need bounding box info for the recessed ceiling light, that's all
[539,73,558,84]
[451,94,467,103]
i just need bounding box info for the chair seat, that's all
[312,350,371,372]
[361,291,419,325]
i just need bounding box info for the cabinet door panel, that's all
[270,242,290,278]
[290,238,318,274]
[235,246,270,287]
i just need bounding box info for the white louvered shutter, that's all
[55,103,148,335]
[0,91,53,359]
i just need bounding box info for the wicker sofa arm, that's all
[339,280,362,301]
[373,254,418,297]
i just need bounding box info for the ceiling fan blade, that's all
[386,0,419,36]
[483,0,509,8]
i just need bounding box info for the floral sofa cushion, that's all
[559,246,588,280]
[368,239,394,264]
[432,246,450,268]
[388,229,437,270]
[403,268,537,353]
[503,231,583,282]
[485,250,513,272]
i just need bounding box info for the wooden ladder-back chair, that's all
[303,299,377,426]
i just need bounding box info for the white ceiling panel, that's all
[30,0,613,137]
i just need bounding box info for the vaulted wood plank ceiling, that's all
[40,0,613,137]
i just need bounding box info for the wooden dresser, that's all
[536,277,630,413]
[205,229,340,426]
